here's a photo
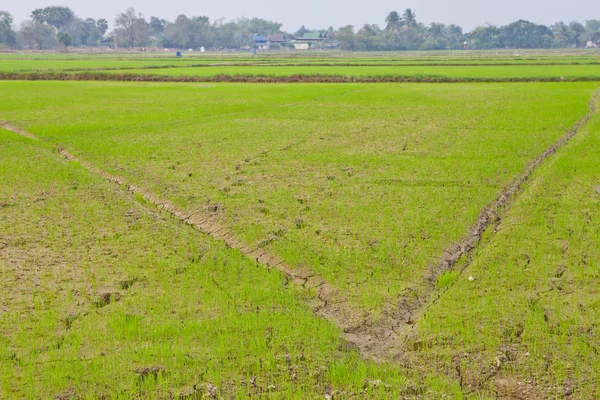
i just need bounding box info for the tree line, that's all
[0,6,599,51]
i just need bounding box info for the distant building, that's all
[268,34,293,44]
[293,43,310,50]
[251,35,269,49]
[294,32,327,41]
[292,32,328,50]
[253,32,329,51]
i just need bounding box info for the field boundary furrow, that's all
[0,121,386,356]
[0,120,38,139]
[396,87,600,334]
[2,72,600,83]
[332,86,600,361]
[51,61,600,73]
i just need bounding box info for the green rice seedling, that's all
[415,112,600,398]
[0,81,595,318]
[0,129,457,398]
[94,64,600,79]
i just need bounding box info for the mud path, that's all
[351,87,600,359]
[0,120,38,140]
[0,121,385,355]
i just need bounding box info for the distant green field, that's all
[93,64,599,79]
[1,50,599,76]
[0,59,242,71]
[2,58,600,71]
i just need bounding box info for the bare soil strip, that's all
[56,61,600,73]
[350,87,600,360]
[0,121,382,355]
[0,120,38,140]
[1,72,600,83]
[2,87,598,363]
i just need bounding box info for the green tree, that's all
[385,11,400,31]
[96,18,108,37]
[114,8,149,49]
[500,20,553,48]
[586,19,600,32]
[569,21,586,47]
[334,25,355,50]
[586,20,600,46]
[31,6,74,31]
[163,14,212,49]
[402,9,417,27]
[150,17,166,35]
[355,24,386,50]
[57,31,72,49]
[0,11,17,47]
[66,18,103,46]
[17,20,59,49]
[444,24,465,49]
[421,23,448,50]
[551,22,576,47]
[244,18,282,36]
[468,25,501,49]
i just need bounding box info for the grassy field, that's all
[1,129,456,399]
[0,59,236,71]
[1,50,599,76]
[415,110,600,398]
[87,64,600,79]
[0,81,596,315]
[2,58,600,72]
[1,51,600,398]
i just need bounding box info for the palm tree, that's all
[385,11,400,31]
[402,9,417,28]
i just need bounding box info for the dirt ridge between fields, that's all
[348,86,600,360]
[0,120,38,139]
[2,71,600,83]
[0,121,387,357]
[55,61,600,73]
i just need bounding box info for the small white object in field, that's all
[468,276,475,282]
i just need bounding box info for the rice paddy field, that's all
[1,50,599,399]
[1,49,600,81]
[93,64,600,79]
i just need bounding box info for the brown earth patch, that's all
[0,121,376,353]
[0,120,38,140]
[1,71,600,83]
[57,61,600,74]
[356,87,600,359]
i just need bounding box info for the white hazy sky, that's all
[3,0,599,31]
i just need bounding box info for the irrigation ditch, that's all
[2,71,600,83]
